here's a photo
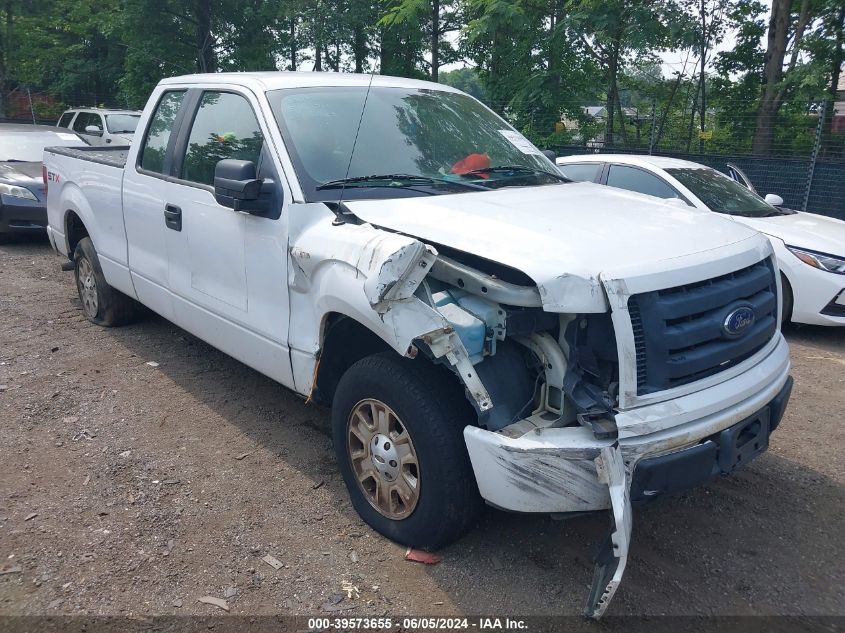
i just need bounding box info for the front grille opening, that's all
[629,259,778,395]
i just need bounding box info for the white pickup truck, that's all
[44,72,793,617]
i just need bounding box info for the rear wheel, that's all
[74,237,136,326]
[332,352,483,549]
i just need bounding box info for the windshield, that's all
[666,167,785,218]
[0,130,86,162]
[267,86,564,201]
[105,114,140,134]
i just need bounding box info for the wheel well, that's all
[313,314,393,406]
[780,272,793,323]
[65,211,89,256]
[313,313,478,421]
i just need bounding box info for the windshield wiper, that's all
[462,165,569,182]
[317,173,489,191]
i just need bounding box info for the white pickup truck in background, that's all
[43,72,793,617]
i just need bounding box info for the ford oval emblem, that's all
[723,306,755,338]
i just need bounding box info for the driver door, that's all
[161,88,294,387]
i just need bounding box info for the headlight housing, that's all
[0,182,38,201]
[786,245,845,274]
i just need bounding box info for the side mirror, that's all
[764,193,784,207]
[541,149,556,162]
[84,125,103,136]
[214,159,267,213]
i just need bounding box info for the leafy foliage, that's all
[0,0,840,156]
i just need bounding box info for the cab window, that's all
[180,91,264,187]
[558,162,602,182]
[139,91,186,175]
[606,164,679,199]
[58,112,75,128]
[72,113,100,134]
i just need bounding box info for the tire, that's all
[780,273,793,326]
[74,237,136,326]
[332,352,483,549]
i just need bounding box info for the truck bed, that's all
[45,145,130,169]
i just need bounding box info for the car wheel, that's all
[332,352,483,549]
[74,237,136,326]
[780,273,793,325]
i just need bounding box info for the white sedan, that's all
[556,154,845,326]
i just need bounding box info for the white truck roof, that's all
[161,71,462,94]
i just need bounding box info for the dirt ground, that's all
[1,234,843,620]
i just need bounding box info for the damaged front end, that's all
[361,240,632,618]
[289,215,649,618]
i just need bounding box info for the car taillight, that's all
[42,165,48,193]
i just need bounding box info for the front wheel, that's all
[332,353,483,549]
[74,237,136,326]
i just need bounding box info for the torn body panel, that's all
[585,444,631,619]
[286,203,491,410]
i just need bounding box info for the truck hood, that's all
[733,211,845,257]
[345,183,760,311]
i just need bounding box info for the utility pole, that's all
[27,86,35,124]
[649,98,656,155]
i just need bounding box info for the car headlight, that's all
[786,245,845,274]
[0,182,38,201]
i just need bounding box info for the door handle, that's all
[164,204,182,231]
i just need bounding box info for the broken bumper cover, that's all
[463,334,791,514]
[463,334,791,618]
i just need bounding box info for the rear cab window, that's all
[558,162,602,182]
[138,91,187,175]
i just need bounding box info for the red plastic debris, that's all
[404,548,441,565]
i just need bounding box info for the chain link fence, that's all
[504,97,845,220]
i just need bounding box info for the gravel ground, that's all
[0,234,843,619]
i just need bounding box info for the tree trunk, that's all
[615,90,629,145]
[822,3,845,157]
[655,68,685,146]
[194,0,215,73]
[605,39,620,147]
[315,42,322,71]
[354,23,366,72]
[431,0,439,81]
[752,0,792,155]
[289,18,297,70]
[379,26,392,74]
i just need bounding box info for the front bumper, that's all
[463,333,791,514]
[463,335,791,618]
[789,266,845,326]
[0,198,47,234]
[630,375,792,504]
